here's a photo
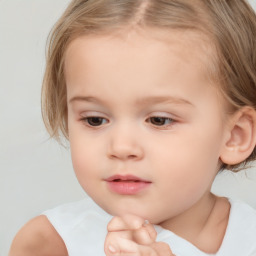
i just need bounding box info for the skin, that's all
[105,214,174,255]
[9,215,68,256]
[65,28,231,253]
[10,27,256,255]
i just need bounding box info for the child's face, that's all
[65,28,229,225]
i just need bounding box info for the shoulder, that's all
[9,215,68,256]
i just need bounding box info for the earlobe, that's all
[220,107,256,165]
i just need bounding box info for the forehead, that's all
[64,28,216,89]
[65,28,225,110]
[66,28,218,97]
[64,27,228,120]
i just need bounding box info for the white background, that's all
[1,0,256,255]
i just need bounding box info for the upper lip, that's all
[105,174,151,183]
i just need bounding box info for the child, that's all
[9,0,256,255]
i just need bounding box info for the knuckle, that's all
[123,214,144,229]
[107,216,124,231]
[146,224,157,240]
[133,226,153,245]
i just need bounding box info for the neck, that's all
[159,192,230,253]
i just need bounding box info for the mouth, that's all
[106,174,150,182]
[104,174,152,195]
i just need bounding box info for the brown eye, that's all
[85,117,107,126]
[148,117,173,126]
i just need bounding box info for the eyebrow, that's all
[69,96,103,104]
[135,96,194,107]
[68,95,194,107]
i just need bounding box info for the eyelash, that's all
[80,116,176,128]
[81,116,108,127]
[146,116,175,127]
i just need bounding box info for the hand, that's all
[104,214,174,256]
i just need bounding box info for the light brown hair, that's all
[41,0,256,171]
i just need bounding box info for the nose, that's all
[107,124,144,161]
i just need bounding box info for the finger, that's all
[132,221,157,245]
[150,242,175,256]
[105,237,161,256]
[143,221,157,241]
[133,226,153,245]
[105,234,174,256]
[122,214,145,230]
[107,214,145,232]
[104,235,139,256]
[107,216,132,232]
[107,216,157,246]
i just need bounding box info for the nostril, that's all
[128,154,137,159]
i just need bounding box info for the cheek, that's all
[69,131,98,182]
[150,128,222,168]
[149,125,223,191]
[70,141,102,200]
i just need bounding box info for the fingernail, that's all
[108,244,116,253]
[143,219,149,226]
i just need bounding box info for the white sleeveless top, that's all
[43,197,256,256]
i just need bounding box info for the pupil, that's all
[151,117,165,125]
[88,117,103,126]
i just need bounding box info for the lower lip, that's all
[106,181,151,195]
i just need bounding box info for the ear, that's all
[220,107,256,165]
